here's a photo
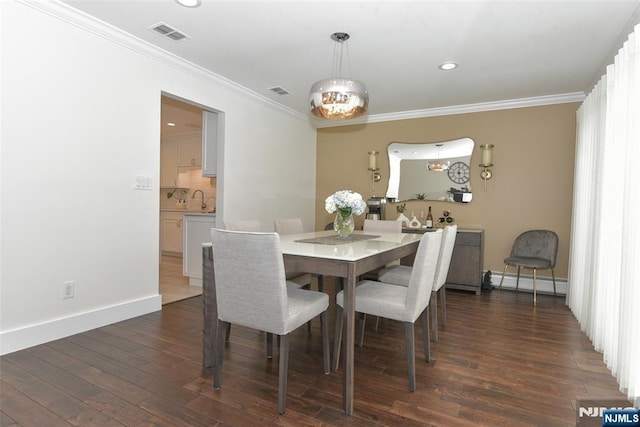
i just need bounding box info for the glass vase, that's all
[334,209,355,238]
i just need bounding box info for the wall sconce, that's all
[368,150,381,194]
[479,144,494,191]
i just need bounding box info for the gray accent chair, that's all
[378,225,458,342]
[498,229,558,305]
[210,228,330,414]
[332,229,442,391]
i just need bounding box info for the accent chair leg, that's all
[516,266,521,293]
[498,264,509,291]
[551,268,557,296]
[332,306,344,371]
[405,322,416,392]
[278,334,290,414]
[533,268,537,306]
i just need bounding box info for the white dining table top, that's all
[279,230,422,261]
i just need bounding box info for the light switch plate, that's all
[134,175,152,191]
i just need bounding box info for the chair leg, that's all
[213,319,228,390]
[301,284,313,335]
[516,266,521,293]
[332,305,344,371]
[321,311,330,374]
[551,268,557,296]
[225,323,231,341]
[421,308,430,361]
[278,334,290,415]
[404,322,416,392]
[374,316,380,331]
[317,275,324,293]
[430,291,438,342]
[440,288,446,328]
[357,313,366,348]
[533,268,537,306]
[498,264,509,291]
[267,333,274,359]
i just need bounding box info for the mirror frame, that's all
[385,137,474,203]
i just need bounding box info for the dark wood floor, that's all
[1,282,628,426]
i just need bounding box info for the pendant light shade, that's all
[309,33,369,120]
[427,160,450,171]
[427,144,449,171]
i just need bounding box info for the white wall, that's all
[0,1,316,354]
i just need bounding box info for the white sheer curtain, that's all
[568,24,640,407]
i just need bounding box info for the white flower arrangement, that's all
[325,190,366,216]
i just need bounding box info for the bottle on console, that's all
[426,206,433,229]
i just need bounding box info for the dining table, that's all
[201,229,422,416]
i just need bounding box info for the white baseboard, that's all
[491,271,567,296]
[0,295,162,356]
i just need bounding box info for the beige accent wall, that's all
[316,103,579,279]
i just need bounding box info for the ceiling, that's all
[64,0,640,128]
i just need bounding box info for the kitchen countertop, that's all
[161,209,216,215]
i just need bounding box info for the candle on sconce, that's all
[480,144,494,166]
[368,150,379,170]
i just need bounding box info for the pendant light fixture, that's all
[427,144,450,171]
[309,32,369,120]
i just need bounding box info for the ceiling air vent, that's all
[149,22,190,41]
[268,86,290,96]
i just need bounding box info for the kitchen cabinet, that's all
[160,141,179,187]
[183,213,216,286]
[160,212,184,255]
[178,140,202,168]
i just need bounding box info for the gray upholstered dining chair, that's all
[210,228,330,414]
[498,229,558,305]
[224,219,261,232]
[332,229,442,391]
[227,219,313,334]
[273,218,315,290]
[378,225,457,342]
[360,219,403,281]
[363,218,402,233]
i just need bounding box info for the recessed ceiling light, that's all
[167,122,176,127]
[175,0,201,7]
[439,62,458,71]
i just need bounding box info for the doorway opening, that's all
[159,94,221,304]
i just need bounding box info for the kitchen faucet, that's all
[192,190,207,211]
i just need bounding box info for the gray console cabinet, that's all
[401,228,484,295]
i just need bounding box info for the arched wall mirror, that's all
[385,137,474,203]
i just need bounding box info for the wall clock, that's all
[447,162,470,184]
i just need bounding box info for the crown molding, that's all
[18,0,308,122]
[313,92,586,128]
[19,1,586,130]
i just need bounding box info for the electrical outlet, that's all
[62,281,75,299]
